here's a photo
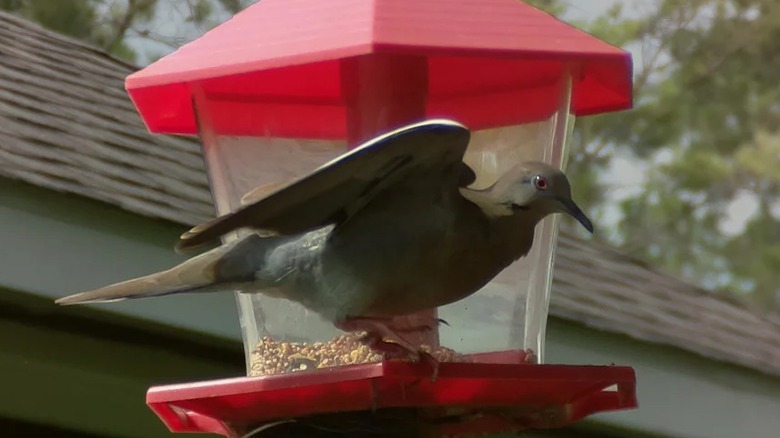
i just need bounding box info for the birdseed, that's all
[249,332,470,376]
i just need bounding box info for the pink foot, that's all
[336,317,419,354]
[393,318,449,334]
[358,331,418,360]
[336,317,441,381]
[341,316,447,334]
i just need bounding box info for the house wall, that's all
[0,177,241,340]
[547,319,780,437]
[0,287,244,438]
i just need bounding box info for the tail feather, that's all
[56,248,223,305]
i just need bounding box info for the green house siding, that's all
[0,177,241,340]
[0,288,243,438]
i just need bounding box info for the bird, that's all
[55,119,593,359]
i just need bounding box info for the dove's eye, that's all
[533,175,549,191]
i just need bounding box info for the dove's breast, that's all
[300,190,521,322]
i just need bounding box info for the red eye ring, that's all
[533,175,549,190]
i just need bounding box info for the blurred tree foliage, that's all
[535,0,780,307]
[0,0,253,62]
[4,0,778,307]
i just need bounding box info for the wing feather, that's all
[176,119,471,252]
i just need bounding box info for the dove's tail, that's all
[55,246,227,305]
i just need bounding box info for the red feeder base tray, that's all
[147,361,636,437]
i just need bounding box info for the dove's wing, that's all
[177,119,472,252]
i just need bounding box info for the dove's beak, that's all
[559,198,594,233]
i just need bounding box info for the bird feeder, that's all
[126,0,636,435]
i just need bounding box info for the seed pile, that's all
[249,332,469,376]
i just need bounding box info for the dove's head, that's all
[488,161,593,233]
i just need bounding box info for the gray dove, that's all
[56,119,593,357]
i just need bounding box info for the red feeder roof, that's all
[126,0,632,137]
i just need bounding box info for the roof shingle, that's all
[0,12,213,226]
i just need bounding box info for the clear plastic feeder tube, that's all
[437,72,574,364]
[192,69,575,374]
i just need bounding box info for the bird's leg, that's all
[344,316,448,334]
[358,330,419,360]
[337,317,420,357]
[337,317,440,381]
[358,331,440,382]
[390,318,449,334]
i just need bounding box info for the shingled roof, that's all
[0,12,213,226]
[1,11,778,376]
